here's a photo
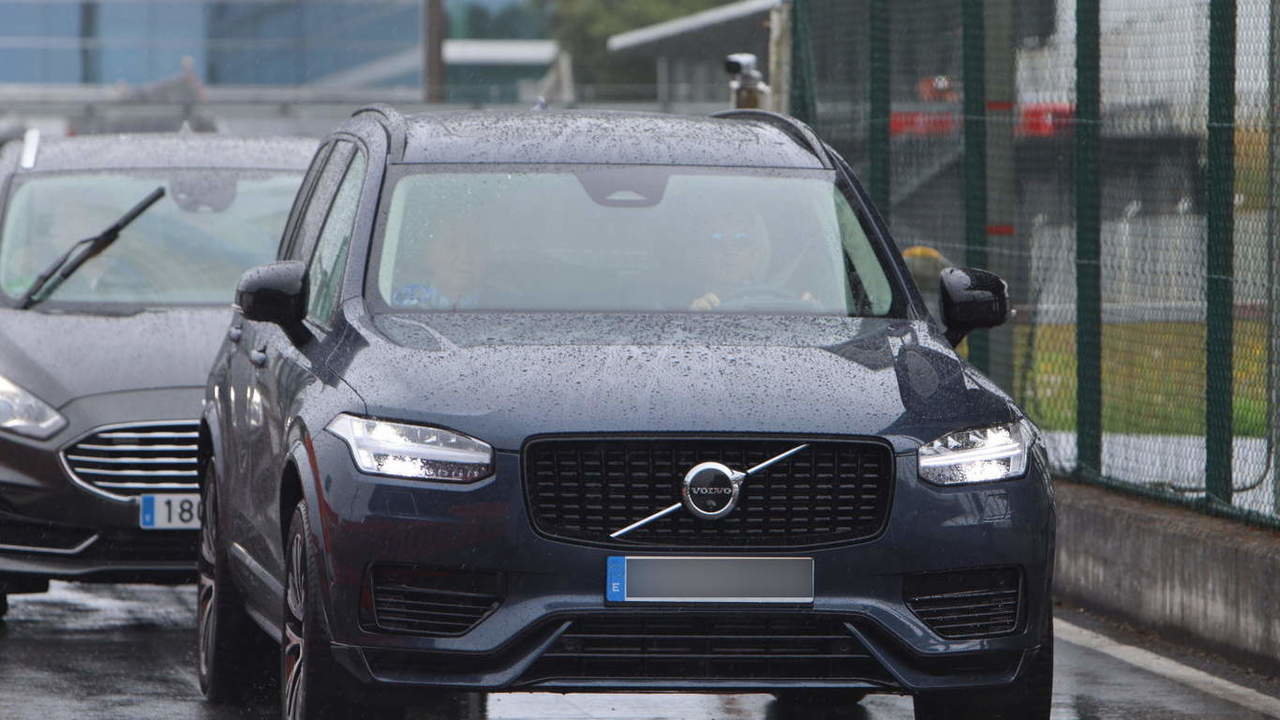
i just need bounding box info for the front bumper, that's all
[307,434,1055,696]
[0,388,201,585]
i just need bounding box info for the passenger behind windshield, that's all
[374,166,897,317]
[0,169,302,309]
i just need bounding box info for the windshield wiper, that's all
[16,187,165,310]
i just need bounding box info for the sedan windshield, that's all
[0,169,302,308]
[370,165,899,316]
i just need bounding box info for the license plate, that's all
[606,556,813,603]
[139,494,202,530]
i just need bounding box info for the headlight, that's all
[0,374,66,439]
[326,414,493,482]
[918,421,1032,485]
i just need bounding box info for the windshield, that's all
[0,169,302,308]
[369,165,899,316]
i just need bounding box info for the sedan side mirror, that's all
[237,261,307,328]
[940,267,1008,346]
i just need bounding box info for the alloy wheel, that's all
[282,528,308,720]
[196,477,219,687]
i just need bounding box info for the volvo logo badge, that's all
[681,462,742,519]
[609,443,810,539]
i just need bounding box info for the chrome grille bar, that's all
[63,420,202,499]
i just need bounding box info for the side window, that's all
[305,149,367,327]
[287,142,355,264]
[277,143,333,260]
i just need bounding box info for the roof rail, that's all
[710,109,831,168]
[352,103,407,161]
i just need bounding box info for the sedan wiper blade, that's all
[16,187,165,310]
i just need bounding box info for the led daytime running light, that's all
[917,422,1032,485]
[327,414,494,482]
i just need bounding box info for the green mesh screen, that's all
[793,0,1279,527]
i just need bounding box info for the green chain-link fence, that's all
[792,0,1279,527]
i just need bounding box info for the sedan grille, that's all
[523,613,893,684]
[905,568,1022,639]
[63,421,200,497]
[524,436,893,548]
[369,566,502,637]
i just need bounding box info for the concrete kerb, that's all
[1053,479,1280,676]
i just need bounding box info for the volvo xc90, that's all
[198,106,1053,720]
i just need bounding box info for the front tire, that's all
[0,593,8,619]
[912,618,1053,720]
[282,501,404,720]
[197,463,275,704]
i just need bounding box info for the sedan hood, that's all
[343,313,1017,452]
[0,306,232,409]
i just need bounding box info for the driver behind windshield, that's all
[687,210,817,311]
[391,212,491,310]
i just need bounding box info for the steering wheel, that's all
[713,284,822,312]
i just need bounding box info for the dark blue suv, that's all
[198,105,1054,720]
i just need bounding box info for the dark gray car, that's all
[0,132,314,615]
[198,107,1054,720]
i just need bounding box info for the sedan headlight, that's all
[918,421,1032,485]
[0,374,66,439]
[326,414,494,482]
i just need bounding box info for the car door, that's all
[226,142,344,600]
[245,139,367,596]
[222,142,330,550]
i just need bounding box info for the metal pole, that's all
[1269,0,1279,515]
[769,2,792,116]
[962,0,988,372]
[983,0,1018,394]
[1075,0,1103,480]
[868,0,891,221]
[657,56,671,113]
[79,2,99,84]
[788,0,817,125]
[424,0,447,104]
[1206,0,1237,505]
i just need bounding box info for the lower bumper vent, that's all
[85,530,198,563]
[369,565,502,637]
[523,614,892,684]
[905,567,1022,639]
[0,515,97,554]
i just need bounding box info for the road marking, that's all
[1056,619,1280,717]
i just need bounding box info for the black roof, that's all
[396,110,826,168]
[0,133,316,174]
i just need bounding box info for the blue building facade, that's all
[0,0,547,90]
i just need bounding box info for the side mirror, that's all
[940,267,1008,346]
[236,261,307,327]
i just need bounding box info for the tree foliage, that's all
[544,0,731,85]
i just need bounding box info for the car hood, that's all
[0,306,232,409]
[342,312,1018,453]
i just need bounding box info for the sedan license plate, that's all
[606,556,813,603]
[139,494,201,530]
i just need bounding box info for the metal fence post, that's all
[982,0,1017,393]
[1075,0,1103,480]
[788,0,817,125]
[962,0,988,373]
[868,0,891,220]
[1271,0,1280,515]
[1206,0,1237,506]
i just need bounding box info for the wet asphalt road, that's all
[0,583,1276,720]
